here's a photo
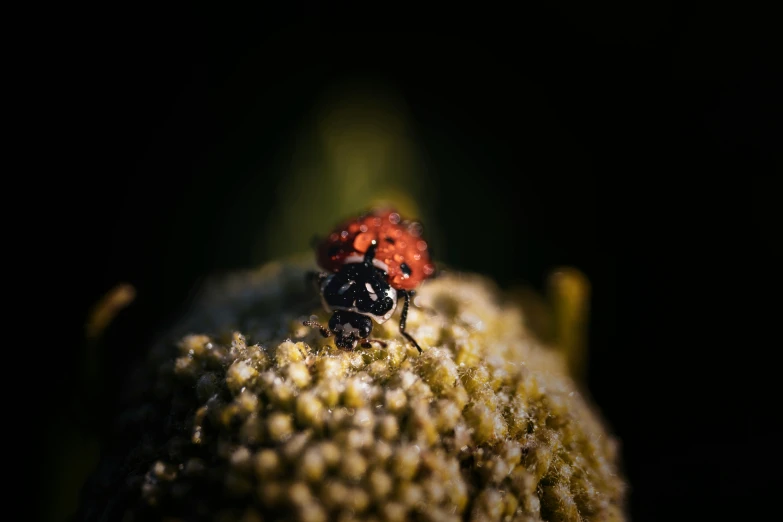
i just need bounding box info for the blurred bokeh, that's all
[45,4,778,522]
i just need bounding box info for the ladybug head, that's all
[328,310,373,349]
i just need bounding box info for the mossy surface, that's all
[75,259,627,522]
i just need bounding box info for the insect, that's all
[303,208,436,352]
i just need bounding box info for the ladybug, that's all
[303,208,435,352]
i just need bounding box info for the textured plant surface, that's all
[75,259,627,522]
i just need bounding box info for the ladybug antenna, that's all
[303,319,331,338]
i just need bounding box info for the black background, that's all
[39,3,779,521]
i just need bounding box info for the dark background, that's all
[41,3,779,521]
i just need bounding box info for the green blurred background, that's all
[44,4,779,522]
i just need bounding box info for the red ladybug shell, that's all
[316,208,435,291]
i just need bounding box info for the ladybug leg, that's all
[398,290,422,354]
[303,319,332,338]
[363,240,379,265]
[360,338,388,349]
